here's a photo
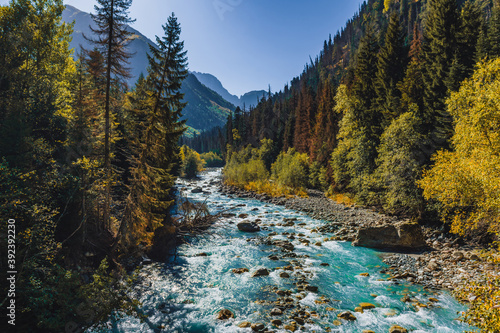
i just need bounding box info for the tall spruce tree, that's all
[489,1,500,58]
[458,0,481,77]
[124,13,187,248]
[399,23,425,116]
[351,26,380,169]
[87,0,134,231]
[421,0,459,147]
[374,12,408,127]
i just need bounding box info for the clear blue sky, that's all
[1,0,365,96]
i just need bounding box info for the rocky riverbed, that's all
[219,183,499,294]
[115,170,477,332]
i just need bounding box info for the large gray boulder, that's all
[352,221,426,250]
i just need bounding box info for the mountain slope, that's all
[62,5,235,133]
[192,72,266,109]
[62,4,152,85]
[180,74,235,132]
[191,71,240,107]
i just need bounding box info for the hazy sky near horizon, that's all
[0,0,365,96]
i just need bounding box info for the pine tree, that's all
[87,0,134,231]
[458,0,481,77]
[421,0,459,147]
[475,19,490,62]
[351,26,380,168]
[311,80,337,165]
[489,2,500,58]
[293,82,315,155]
[399,23,425,116]
[374,12,408,126]
[124,13,187,248]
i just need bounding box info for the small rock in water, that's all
[251,268,270,277]
[238,321,251,328]
[320,263,330,267]
[217,309,234,320]
[238,213,249,218]
[270,308,283,316]
[337,311,357,321]
[191,188,203,193]
[389,325,408,333]
[237,221,260,232]
[305,285,318,292]
[359,302,375,310]
[359,273,370,277]
[196,253,208,257]
[232,268,249,274]
[268,255,279,261]
[270,319,282,326]
[251,323,265,331]
[279,272,290,278]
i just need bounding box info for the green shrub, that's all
[224,153,268,186]
[180,145,204,178]
[271,148,309,189]
[371,111,425,216]
[309,161,328,191]
[200,151,224,167]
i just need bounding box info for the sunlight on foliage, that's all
[180,145,205,178]
[419,58,500,237]
[200,151,224,167]
[223,142,310,198]
[271,148,310,189]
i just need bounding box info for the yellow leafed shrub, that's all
[419,58,500,238]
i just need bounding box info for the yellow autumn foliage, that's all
[419,58,500,238]
[420,58,500,331]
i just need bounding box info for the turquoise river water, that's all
[113,169,471,333]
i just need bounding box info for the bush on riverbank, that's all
[223,142,310,197]
[271,148,309,189]
[180,145,204,178]
[200,151,224,167]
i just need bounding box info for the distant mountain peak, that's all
[191,71,266,109]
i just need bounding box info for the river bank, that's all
[218,182,498,295]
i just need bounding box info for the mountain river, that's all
[114,169,471,333]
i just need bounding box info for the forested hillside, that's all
[189,1,500,329]
[195,0,499,221]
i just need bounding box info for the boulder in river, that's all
[337,311,357,321]
[237,221,260,232]
[217,309,234,320]
[270,308,283,316]
[352,221,426,250]
[232,268,249,274]
[251,323,265,332]
[191,188,203,193]
[359,302,375,310]
[251,268,270,277]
